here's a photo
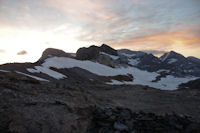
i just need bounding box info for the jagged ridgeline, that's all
[0,44,200,90]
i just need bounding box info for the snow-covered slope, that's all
[25,56,197,90]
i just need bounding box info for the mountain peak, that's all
[160,51,185,62]
[168,50,181,56]
[101,44,109,47]
[76,44,118,60]
[100,44,118,56]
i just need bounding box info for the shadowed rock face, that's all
[179,78,200,90]
[97,54,116,68]
[76,44,118,60]
[187,56,200,65]
[100,44,118,56]
[76,45,100,60]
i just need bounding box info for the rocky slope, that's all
[0,71,200,133]
[179,78,200,90]
[89,107,200,133]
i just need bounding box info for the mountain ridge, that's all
[0,44,199,90]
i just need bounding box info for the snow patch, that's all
[168,58,177,64]
[27,66,67,79]
[128,58,140,66]
[100,52,119,60]
[109,75,197,90]
[0,69,10,73]
[161,52,170,62]
[15,71,49,82]
[108,80,126,85]
[121,53,136,58]
[157,69,170,73]
[71,53,76,57]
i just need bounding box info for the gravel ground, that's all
[0,72,200,133]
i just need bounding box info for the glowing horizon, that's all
[0,0,200,64]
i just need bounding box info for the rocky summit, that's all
[0,44,200,133]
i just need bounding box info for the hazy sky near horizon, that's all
[0,0,200,64]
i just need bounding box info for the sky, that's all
[0,0,200,64]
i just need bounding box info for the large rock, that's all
[89,107,200,133]
[97,54,116,68]
[76,44,118,60]
[76,45,100,60]
[39,48,70,61]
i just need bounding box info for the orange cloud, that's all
[111,27,200,57]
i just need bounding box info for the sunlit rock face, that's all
[39,48,71,61]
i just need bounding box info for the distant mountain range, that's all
[0,44,199,90]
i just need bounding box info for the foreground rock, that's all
[89,107,200,133]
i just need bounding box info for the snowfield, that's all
[27,66,67,79]
[27,57,197,90]
[109,76,197,90]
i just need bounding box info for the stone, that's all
[119,109,132,120]
[76,45,100,60]
[113,122,128,131]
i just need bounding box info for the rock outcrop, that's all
[39,48,70,61]
[100,44,118,56]
[76,45,100,60]
[76,44,118,60]
[179,78,200,90]
[97,54,116,68]
[89,107,200,133]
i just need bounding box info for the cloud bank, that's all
[0,0,200,64]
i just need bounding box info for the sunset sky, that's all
[0,0,200,64]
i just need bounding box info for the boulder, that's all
[97,54,116,68]
[39,48,69,61]
[76,45,100,60]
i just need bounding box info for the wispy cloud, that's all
[0,0,200,64]
[17,50,27,55]
[0,49,5,53]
